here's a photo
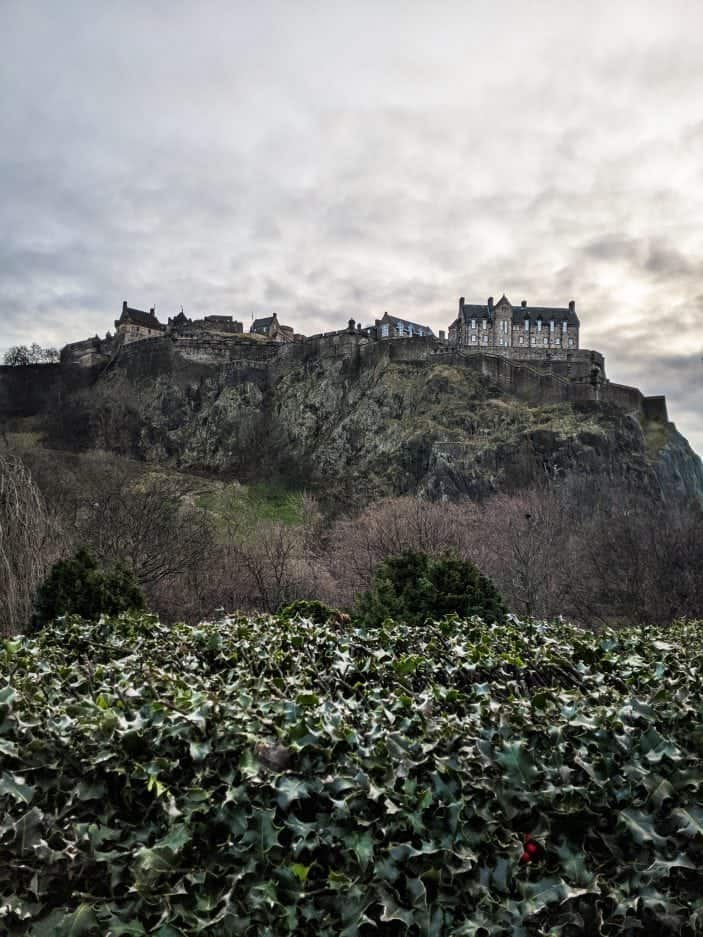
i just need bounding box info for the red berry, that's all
[526,842,538,856]
[520,851,531,863]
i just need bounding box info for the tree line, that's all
[1,447,702,635]
[3,344,60,366]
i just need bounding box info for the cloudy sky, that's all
[1,0,701,451]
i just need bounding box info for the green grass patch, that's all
[197,480,306,526]
[643,419,672,459]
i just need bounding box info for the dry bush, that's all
[478,488,573,619]
[0,455,60,634]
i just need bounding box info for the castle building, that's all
[167,312,243,335]
[448,295,579,353]
[250,313,294,342]
[115,302,166,343]
[373,312,434,339]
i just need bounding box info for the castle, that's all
[0,291,667,429]
[62,293,592,378]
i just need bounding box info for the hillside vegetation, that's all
[2,613,703,935]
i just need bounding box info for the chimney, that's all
[521,300,527,308]
[122,300,127,315]
[149,307,155,315]
[439,329,446,342]
[348,318,355,331]
[459,296,465,314]
[487,296,494,310]
[568,300,575,313]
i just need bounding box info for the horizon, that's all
[1,1,701,452]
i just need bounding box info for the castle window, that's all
[568,338,574,346]
[482,320,487,330]
[381,324,389,337]
[471,335,477,343]
[550,320,555,331]
[471,319,476,329]
[519,336,524,344]
[537,320,542,332]
[524,320,529,331]
[543,338,548,345]
[562,321,568,333]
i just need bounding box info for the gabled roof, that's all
[251,315,276,330]
[118,306,165,330]
[381,312,434,334]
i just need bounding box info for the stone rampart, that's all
[1,331,669,433]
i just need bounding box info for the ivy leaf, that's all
[673,805,703,838]
[0,771,35,804]
[61,902,100,936]
[619,809,669,847]
[276,776,310,809]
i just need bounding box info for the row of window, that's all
[467,319,569,333]
[380,323,428,338]
[469,335,575,346]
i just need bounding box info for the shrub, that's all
[2,613,703,934]
[33,548,145,627]
[278,598,340,623]
[354,549,506,627]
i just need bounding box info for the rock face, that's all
[12,338,703,506]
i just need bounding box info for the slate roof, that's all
[119,306,165,330]
[382,313,434,334]
[251,316,275,330]
[457,302,579,327]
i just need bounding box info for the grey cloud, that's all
[1,0,702,452]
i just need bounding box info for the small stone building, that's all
[167,312,243,335]
[373,312,434,339]
[249,313,294,342]
[115,302,166,344]
[449,295,579,353]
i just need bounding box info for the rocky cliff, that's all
[20,335,700,508]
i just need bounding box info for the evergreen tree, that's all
[34,548,144,628]
[354,550,506,627]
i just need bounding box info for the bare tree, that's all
[0,456,60,634]
[75,471,214,597]
[3,344,59,366]
[479,489,572,618]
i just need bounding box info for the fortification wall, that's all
[2,331,668,434]
[643,395,668,422]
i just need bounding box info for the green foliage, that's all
[278,599,340,623]
[198,481,306,529]
[3,613,703,933]
[33,548,144,628]
[354,549,506,627]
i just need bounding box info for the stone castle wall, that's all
[0,330,669,428]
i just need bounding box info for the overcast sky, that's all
[1,0,701,451]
